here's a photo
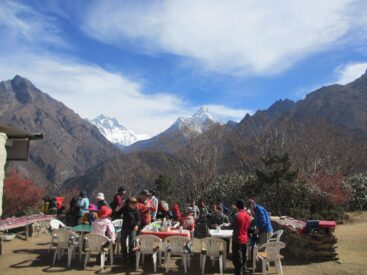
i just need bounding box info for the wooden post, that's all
[25,225,29,240]
[0,236,3,255]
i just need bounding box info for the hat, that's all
[88,204,97,211]
[140,189,151,196]
[96,193,105,200]
[186,207,194,214]
[129,196,138,203]
[98,205,112,218]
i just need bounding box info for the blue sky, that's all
[0,0,367,137]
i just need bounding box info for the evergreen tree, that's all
[154,174,174,203]
[255,152,298,216]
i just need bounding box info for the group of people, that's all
[58,187,272,275]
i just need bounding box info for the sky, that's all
[0,0,367,137]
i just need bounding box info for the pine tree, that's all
[255,152,298,216]
[154,174,174,203]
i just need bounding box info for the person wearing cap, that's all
[136,189,157,227]
[232,199,251,275]
[91,205,115,242]
[181,207,196,232]
[96,192,110,211]
[111,187,126,220]
[121,197,141,263]
[76,190,89,222]
[79,204,98,224]
[246,199,272,246]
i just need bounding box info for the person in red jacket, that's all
[136,189,157,228]
[232,199,251,275]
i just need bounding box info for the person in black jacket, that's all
[120,196,141,263]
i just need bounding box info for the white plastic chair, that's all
[135,235,162,272]
[49,219,66,252]
[268,230,283,242]
[50,219,66,230]
[253,241,285,275]
[51,229,79,268]
[83,233,114,270]
[112,219,123,254]
[200,237,227,275]
[164,236,191,274]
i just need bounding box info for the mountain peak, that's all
[9,75,35,104]
[192,105,214,123]
[91,115,142,147]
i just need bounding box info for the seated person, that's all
[208,205,230,229]
[92,205,116,243]
[156,201,174,220]
[79,203,98,224]
[181,208,196,232]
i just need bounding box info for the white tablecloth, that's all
[208,229,233,239]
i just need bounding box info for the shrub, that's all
[345,172,367,211]
[2,171,45,218]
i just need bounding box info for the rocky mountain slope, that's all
[0,75,117,189]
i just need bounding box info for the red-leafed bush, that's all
[311,172,350,205]
[2,171,45,218]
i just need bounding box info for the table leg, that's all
[79,232,84,262]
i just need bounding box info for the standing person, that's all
[96,192,110,210]
[136,189,156,228]
[246,199,273,246]
[171,202,182,221]
[150,190,159,221]
[77,191,89,223]
[120,197,141,264]
[186,200,200,220]
[110,187,126,220]
[232,199,251,275]
[197,200,210,237]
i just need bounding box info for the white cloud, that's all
[206,105,252,122]
[336,62,367,84]
[0,1,254,136]
[82,0,367,75]
[0,0,68,49]
[0,53,248,136]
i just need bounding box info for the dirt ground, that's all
[0,212,366,275]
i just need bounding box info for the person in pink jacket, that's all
[92,205,116,243]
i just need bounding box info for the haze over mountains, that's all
[1,71,367,198]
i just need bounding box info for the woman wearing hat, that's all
[96,192,111,212]
[91,205,115,242]
[79,204,98,224]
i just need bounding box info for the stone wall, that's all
[0,133,7,217]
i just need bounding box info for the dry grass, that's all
[0,212,366,275]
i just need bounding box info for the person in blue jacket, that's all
[246,199,273,245]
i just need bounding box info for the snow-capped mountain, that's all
[167,106,217,136]
[125,106,219,152]
[90,115,144,147]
